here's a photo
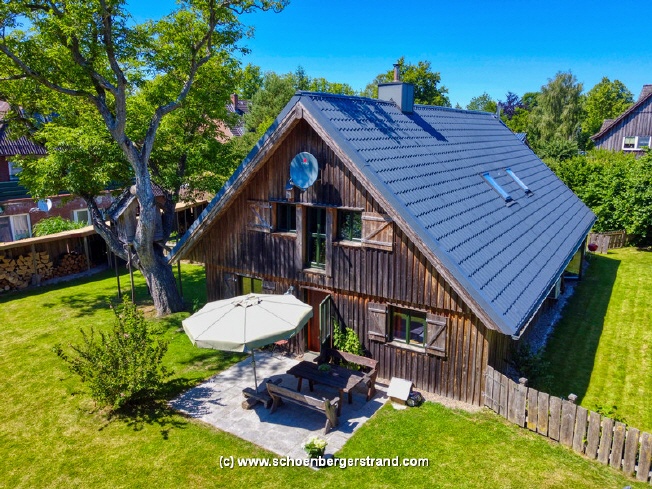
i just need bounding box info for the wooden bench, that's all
[316,347,378,402]
[266,382,339,434]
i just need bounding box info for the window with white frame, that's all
[73,208,90,225]
[623,136,651,150]
[0,214,32,241]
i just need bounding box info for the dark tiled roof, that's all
[172,92,595,336]
[0,123,47,156]
[226,100,250,137]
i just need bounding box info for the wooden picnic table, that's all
[286,360,366,416]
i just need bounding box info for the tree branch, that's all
[0,44,92,98]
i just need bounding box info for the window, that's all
[0,214,31,241]
[338,211,362,241]
[482,172,513,204]
[8,161,21,181]
[505,168,532,196]
[307,207,326,269]
[391,307,427,347]
[239,276,263,295]
[73,209,90,225]
[276,203,296,233]
[623,136,651,150]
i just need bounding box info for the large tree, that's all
[583,77,633,137]
[528,71,583,150]
[466,92,497,113]
[363,57,451,107]
[0,0,286,315]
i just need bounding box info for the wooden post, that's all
[83,235,91,271]
[177,260,183,299]
[128,245,135,303]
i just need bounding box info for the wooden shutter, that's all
[367,302,388,342]
[425,313,447,356]
[247,200,272,233]
[361,212,393,251]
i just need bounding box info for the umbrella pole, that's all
[252,349,259,393]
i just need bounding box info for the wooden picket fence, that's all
[484,366,652,483]
[588,230,627,253]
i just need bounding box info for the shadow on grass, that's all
[542,254,620,403]
[106,377,206,436]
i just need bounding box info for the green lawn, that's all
[0,264,646,488]
[541,248,652,433]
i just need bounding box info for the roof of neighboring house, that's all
[0,102,47,157]
[0,123,47,157]
[225,97,250,137]
[591,84,652,141]
[106,183,166,220]
[171,91,595,337]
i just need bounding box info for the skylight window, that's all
[483,173,513,204]
[505,168,533,196]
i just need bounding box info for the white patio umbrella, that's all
[182,293,313,391]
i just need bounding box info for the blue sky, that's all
[129,0,652,107]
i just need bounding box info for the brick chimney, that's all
[378,62,414,113]
[230,93,238,108]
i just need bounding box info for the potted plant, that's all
[303,436,327,458]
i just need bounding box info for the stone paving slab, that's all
[171,351,388,459]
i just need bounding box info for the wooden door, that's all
[304,289,329,352]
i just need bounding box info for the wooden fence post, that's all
[560,394,577,448]
[610,421,626,469]
[585,410,601,459]
[572,405,588,454]
[636,432,652,482]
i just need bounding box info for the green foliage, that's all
[549,149,652,244]
[466,92,497,113]
[363,57,451,107]
[537,138,578,162]
[502,106,530,133]
[510,342,552,391]
[583,77,633,137]
[53,298,169,409]
[529,71,583,151]
[32,216,86,237]
[332,323,363,356]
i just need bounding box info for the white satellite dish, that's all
[37,199,53,212]
[289,152,319,190]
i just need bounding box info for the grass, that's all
[0,264,647,488]
[540,247,652,432]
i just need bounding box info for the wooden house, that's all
[591,84,652,153]
[170,84,595,406]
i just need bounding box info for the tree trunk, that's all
[138,245,184,316]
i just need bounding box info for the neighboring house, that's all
[216,93,250,140]
[0,101,111,243]
[170,83,595,406]
[591,84,652,153]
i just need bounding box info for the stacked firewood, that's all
[51,251,88,278]
[0,251,54,291]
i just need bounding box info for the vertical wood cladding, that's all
[594,96,652,152]
[187,119,500,405]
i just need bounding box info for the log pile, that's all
[0,251,53,291]
[52,251,88,278]
[0,251,88,291]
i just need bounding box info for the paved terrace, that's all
[170,351,389,459]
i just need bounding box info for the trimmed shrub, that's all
[32,216,86,237]
[54,298,169,409]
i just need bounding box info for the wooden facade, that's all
[592,85,652,153]
[183,119,515,406]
